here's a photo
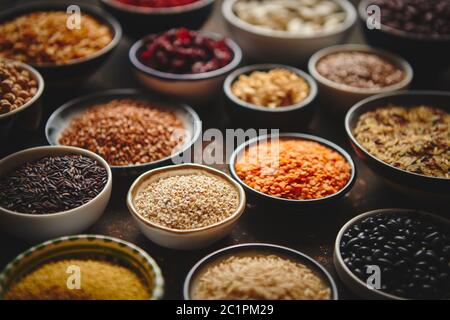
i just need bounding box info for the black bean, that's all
[394,259,408,268]
[425,231,440,241]
[397,246,409,256]
[414,248,426,259]
[345,237,361,249]
[378,258,393,267]
[373,249,383,259]
[357,246,371,256]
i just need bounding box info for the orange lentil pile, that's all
[235,139,351,200]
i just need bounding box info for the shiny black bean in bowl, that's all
[334,208,450,300]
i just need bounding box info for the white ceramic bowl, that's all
[308,44,413,113]
[0,146,112,242]
[127,163,246,250]
[334,208,450,300]
[129,32,242,106]
[222,0,357,65]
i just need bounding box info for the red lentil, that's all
[235,139,351,200]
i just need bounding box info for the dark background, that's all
[0,0,449,300]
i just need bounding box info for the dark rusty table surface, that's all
[1,0,449,300]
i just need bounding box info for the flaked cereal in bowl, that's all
[184,243,338,300]
[224,64,318,129]
[0,2,121,83]
[127,163,246,250]
[345,91,450,198]
[229,133,356,207]
[45,89,201,176]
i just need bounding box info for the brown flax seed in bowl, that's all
[58,99,185,166]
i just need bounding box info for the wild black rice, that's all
[0,155,108,214]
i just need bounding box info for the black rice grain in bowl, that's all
[340,212,450,299]
[0,155,108,214]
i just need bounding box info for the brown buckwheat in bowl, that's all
[0,2,122,85]
[345,91,450,200]
[45,89,201,177]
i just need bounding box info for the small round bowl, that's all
[358,0,450,72]
[229,133,356,208]
[0,146,112,242]
[223,64,318,130]
[334,208,450,300]
[129,31,242,106]
[184,243,338,300]
[0,234,164,300]
[46,88,201,177]
[0,59,44,141]
[0,1,122,86]
[345,90,450,199]
[101,0,215,38]
[127,163,246,250]
[222,0,357,65]
[308,44,413,113]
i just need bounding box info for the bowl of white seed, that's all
[127,163,246,250]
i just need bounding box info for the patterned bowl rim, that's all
[0,234,164,300]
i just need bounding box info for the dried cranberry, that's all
[139,28,234,74]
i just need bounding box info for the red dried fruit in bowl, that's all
[139,28,234,74]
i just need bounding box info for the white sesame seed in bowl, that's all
[127,163,246,250]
